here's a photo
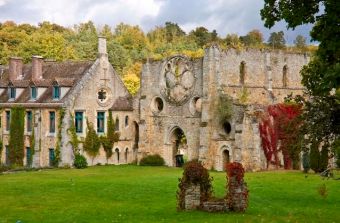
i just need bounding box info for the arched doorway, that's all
[169,127,187,167]
[133,121,139,161]
[223,150,230,169]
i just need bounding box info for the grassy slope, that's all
[0,165,339,223]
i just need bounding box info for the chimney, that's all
[32,55,43,80]
[9,57,23,81]
[98,36,107,57]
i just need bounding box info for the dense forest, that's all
[0,21,315,94]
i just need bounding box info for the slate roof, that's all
[110,96,133,111]
[0,61,93,106]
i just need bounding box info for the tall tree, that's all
[240,29,264,47]
[261,0,340,165]
[294,35,307,50]
[268,31,286,49]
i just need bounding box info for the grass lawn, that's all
[0,165,339,223]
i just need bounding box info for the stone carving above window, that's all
[160,56,195,105]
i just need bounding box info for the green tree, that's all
[164,22,186,42]
[224,34,243,49]
[268,31,286,49]
[310,142,321,173]
[294,35,307,50]
[83,121,101,165]
[189,26,213,48]
[240,29,264,47]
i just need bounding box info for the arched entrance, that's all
[132,121,139,162]
[223,150,230,169]
[169,127,187,167]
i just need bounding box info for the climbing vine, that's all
[54,108,65,166]
[8,106,25,166]
[67,113,81,155]
[29,110,35,166]
[217,94,233,122]
[0,139,3,164]
[100,111,120,164]
[83,120,101,165]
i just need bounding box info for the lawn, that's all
[0,165,339,223]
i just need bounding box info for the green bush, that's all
[139,154,165,166]
[73,154,88,169]
[302,151,310,173]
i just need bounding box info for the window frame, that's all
[26,111,32,132]
[97,111,105,133]
[9,87,16,99]
[75,111,84,133]
[53,86,60,100]
[31,86,37,100]
[49,111,56,133]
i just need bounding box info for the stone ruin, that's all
[177,161,248,212]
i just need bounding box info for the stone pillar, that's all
[184,184,201,210]
[227,173,248,212]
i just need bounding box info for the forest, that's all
[0,21,314,94]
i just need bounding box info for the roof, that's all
[0,60,93,105]
[110,96,133,111]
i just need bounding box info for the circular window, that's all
[189,96,202,115]
[151,97,164,113]
[223,121,231,134]
[96,87,112,106]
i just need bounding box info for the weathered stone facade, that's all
[0,37,309,170]
[137,46,309,170]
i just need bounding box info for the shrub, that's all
[73,154,88,169]
[83,121,101,165]
[9,107,25,166]
[177,160,213,210]
[139,154,165,166]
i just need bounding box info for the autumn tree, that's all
[240,29,264,47]
[261,0,340,166]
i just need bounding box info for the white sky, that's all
[0,0,314,44]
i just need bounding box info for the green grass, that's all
[0,165,339,223]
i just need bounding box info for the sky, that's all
[0,0,314,44]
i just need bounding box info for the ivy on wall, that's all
[217,94,233,122]
[0,139,3,164]
[29,111,35,166]
[54,108,65,166]
[8,106,25,166]
[83,120,101,165]
[67,113,81,156]
[100,111,120,163]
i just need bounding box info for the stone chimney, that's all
[98,36,107,57]
[32,55,43,80]
[9,57,23,81]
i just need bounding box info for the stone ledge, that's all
[202,201,230,212]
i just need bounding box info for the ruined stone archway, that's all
[216,145,233,171]
[168,126,187,167]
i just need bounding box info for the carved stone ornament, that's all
[160,56,195,105]
[96,86,112,107]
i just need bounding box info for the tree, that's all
[83,121,101,165]
[261,0,340,163]
[164,22,186,42]
[294,35,307,50]
[189,27,214,48]
[268,31,286,49]
[240,29,264,47]
[8,107,25,166]
[224,34,243,49]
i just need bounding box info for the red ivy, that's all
[259,103,302,169]
[225,162,245,183]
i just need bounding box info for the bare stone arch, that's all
[217,145,233,171]
[165,125,188,167]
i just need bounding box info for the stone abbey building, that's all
[0,37,309,170]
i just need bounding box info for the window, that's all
[9,87,16,99]
[49,111,55,133]
[97,112,105,133]
[282,65,288,88]
[115,148,120,163]
[53,86,60,99]
[26,111,32,132]
[49,148,55,167]
[31,86,37,99]
[26,147,32,167]
[115,117,119,131]
[75,112,83,133]
[125,116,129,127]
[6,111,10,131]
[239,61,246,86]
